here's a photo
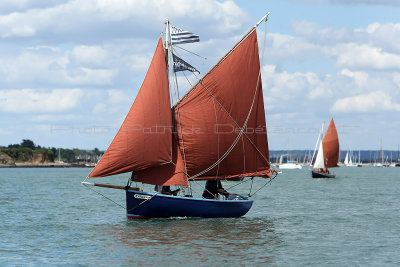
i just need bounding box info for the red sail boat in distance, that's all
[82,13,277,219]
[311,118,340,178]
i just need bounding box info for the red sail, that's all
[89,38,173,178]
[175,31,270,180]
[133,137,188,186]
[322,118,339,168]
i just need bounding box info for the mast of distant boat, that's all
[380,137,384,165]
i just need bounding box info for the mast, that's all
[164,19,170,70]
[380,137,383,165]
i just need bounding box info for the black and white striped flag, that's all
[171,26,200,45]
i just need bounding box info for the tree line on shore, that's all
[0,139,103,163]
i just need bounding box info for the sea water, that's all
[1,167,399,266]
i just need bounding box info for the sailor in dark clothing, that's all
[154,185,180,196]
[202,180,229,199]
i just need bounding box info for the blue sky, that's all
[0,0,399,151]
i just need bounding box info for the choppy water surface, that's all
[1,167,399,266]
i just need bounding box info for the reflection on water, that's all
[97,217,282,265]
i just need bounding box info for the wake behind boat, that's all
[82,13,278,219]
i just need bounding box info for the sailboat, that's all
[278,154,302,169]
[357,150,362,167]
[82,13,276,219]
[311,119,339,178]
[343,151,349,166]
[344,150,357,167]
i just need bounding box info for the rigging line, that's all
[242,135,246,175]
[170,46,197,191]
[169,45,189,177]
[174,44,207,60]
[224,177,249,190]
[168,160,191,181]
[168,68,174,161]
[126,192,159,213]
[248,171,278,197]
[186,178,204,195]
[212,95,221,179]
[171,46,195,90]
[173,67,190,185]
[82,183,125,210]
[249,177,254,197]
[165,19,178,163]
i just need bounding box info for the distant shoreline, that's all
[0,163,93,168]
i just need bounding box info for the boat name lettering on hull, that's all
[134,194,151,200]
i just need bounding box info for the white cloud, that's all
[262,63,400,118]
[274,20,400,72]
[129,53,152,73]
[65,67,114,85]
[286,0,400,6]
[331,91,400,113]
[0,0,248,42]
[357,22,400,53]
[267,33,321,62]
[30,114,84,122]
[107,90,131,105]
[71,46,108,67]
[0,89,83,113]
[1,25,35,38]
[291,21,352,44]
[0,1,68,13]
[262,64,330,103]
[92,90,132,114]
[333,43,400,70]
[331,0,400,6]
[0,49,115,86]
[340,69,368,87]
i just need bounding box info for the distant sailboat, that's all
[343,150,357,167]
[357,150,362,167]
[278,154,302,169]
[311,119,339,178]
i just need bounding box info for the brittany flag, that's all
[171,26,200,45]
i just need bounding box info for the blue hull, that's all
[126,190,253,219]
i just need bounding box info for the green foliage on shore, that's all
[0,147,38,162]
[0,139,103,163]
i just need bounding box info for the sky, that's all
[0,0,399,151]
